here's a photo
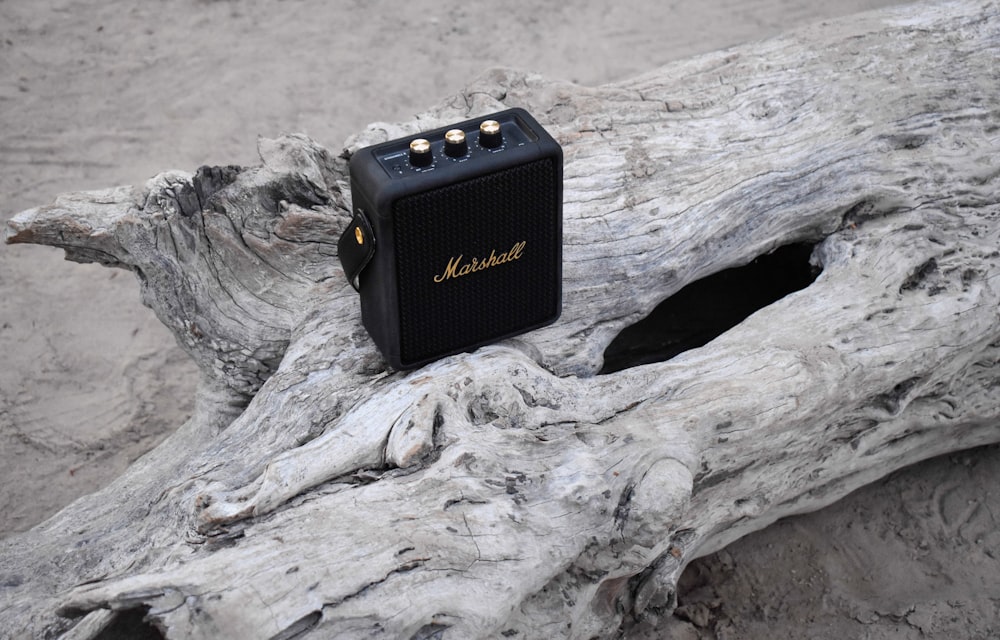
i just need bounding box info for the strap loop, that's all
[337,208,375,291]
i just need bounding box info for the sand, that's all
[3,1,998,638]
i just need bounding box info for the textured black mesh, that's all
[392,158,559,366]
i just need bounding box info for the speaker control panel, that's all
[375,112,539,177]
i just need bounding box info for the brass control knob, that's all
[444,129,468,158]
[409,138,432,167]
[478,120,502,149]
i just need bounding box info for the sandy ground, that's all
[3,1,999,638]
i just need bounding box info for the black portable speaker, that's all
[338,108,563,370]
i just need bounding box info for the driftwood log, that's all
[3,1,1000,638]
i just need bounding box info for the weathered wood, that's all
[3,1,999,638]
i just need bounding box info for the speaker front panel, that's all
[391,158,560,367]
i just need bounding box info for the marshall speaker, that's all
[338,108,563,370]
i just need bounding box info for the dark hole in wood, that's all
[94,607,165,640]
[600,242,821,374]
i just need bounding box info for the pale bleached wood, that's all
[3,1,1000,638]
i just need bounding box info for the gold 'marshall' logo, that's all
[433,241,526,283]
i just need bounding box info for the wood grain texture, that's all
[3,1,999,638]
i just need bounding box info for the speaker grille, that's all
[392,158,559,366]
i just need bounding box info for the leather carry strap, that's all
[338,208,375,291]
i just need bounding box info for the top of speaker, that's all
[349,108,562,213]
